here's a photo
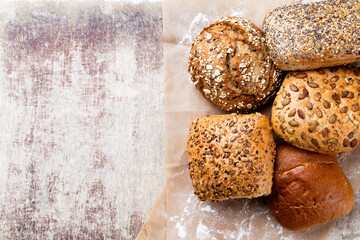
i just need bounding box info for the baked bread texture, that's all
[263,0,360,71]
[188,16,282,113]
[271,66,360,154]
[187,113,276,201]
[266,143,354,231]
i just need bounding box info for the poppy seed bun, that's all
[263,0,360,71]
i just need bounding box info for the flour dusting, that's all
[199,205,216,213]
[176,222,187,238]
[179,13,210,45]
[196,221,211,240]
[229,9,248,18]
[301,0,323,3]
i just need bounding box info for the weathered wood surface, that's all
[0,1,164,239]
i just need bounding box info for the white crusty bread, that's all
[187,113,275,201]
[271,66,360,154]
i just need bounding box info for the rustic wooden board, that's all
[0,1,164,239]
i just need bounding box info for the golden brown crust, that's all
[263,0,360,71]
[187,113,275,201]
[188,16,283,113]
[266,143,354,231]
[271,66,360,154]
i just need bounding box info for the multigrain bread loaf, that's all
[187,114,275,201]
[263,0,360,71]
[266,143,354,231]
[188,16,283,113]
[271,66,360,154]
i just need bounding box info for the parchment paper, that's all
[137,0,360,239]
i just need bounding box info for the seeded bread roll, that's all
[188,16,282,113]
[266,143,354,231]
[187,113,276,201]
[271,66,360,155]
[263,0,360,71]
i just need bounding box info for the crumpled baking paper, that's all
[137,0,360,239]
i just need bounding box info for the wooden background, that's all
[0,1,164,239]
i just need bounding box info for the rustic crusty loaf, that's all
[187,113,276,201]
[266,143,354,231]
[271,66,360,154]
[263,0,360,71]
[188,16,282,113]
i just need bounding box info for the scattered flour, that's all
[176,222,187,238]
[179,9,248,46]
[196,221,211,240]
[199,204,216,213]
[179,12,210,45]
[301,0,324,3]
[229,9,247,18]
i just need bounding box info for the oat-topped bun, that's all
[271,66,360,155]
[187,113,276,201]
[188,16,282,113]
[263,0,360,71]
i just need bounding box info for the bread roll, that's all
[188,16,283,113]
[263,0,360,71]
[271,66,360,154]
[187,113,275,201]
[266,143,354,231]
